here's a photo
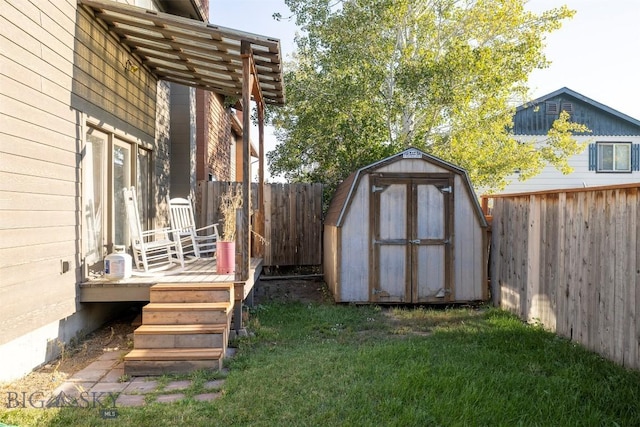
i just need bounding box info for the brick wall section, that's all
[155,80,172,226]
[198,0,209,19]
[196,90,234,181]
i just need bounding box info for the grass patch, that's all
[1,303,639,426]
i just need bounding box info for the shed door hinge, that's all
[439,186,452,193]
[372,185,386,193]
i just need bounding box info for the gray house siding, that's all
[0,0,173,381]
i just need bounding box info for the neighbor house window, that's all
[589,142,639,172]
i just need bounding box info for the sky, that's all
[209,0,640,181]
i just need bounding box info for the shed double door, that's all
[370,174,453,303]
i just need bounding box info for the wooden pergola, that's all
[79,0,285,281]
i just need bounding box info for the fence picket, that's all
[197,181,323,267]
[485,184,640,370]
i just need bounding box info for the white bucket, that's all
[104,245,132,280]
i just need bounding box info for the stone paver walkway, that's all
[48,351,227,408]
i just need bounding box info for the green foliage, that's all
[267,0,579,193]
[517,110,591,180]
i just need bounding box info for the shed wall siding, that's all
[377,158,448,174]
[339,175,371,302]
[453,176,485,300]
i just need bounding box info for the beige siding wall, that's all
[1,0,83,353]
[0,0,168,381]
[73,6,156,137]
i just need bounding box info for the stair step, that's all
[135,324,226,334]
[150,283,234,304]
[125,348,222,361]
[142,302,232,325]
[124,349,223,376]
[133,324,227,349]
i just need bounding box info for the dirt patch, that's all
[253,276,332,304]
[0,314,137,398]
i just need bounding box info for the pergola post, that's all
[237,41,253,283]
[255,101,266,258]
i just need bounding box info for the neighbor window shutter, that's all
[632,144,640,171]
[588,143,597,171]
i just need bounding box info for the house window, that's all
[83,124,152,277]
[588,142,639,172]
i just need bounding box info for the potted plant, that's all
[216,187,242,274]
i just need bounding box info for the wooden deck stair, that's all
[124,282,234,376]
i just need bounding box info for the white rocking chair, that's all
[123,187,184,273]
[168,196,219,259]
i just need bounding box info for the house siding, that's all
[73,6,157,138]
[1,0,84,357]
[500,136,640,195]
[498,89,640,195]
[0,0,170,381]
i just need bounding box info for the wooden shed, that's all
[323,148,488,304]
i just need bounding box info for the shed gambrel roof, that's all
[324,148,487,228]
[513,87,640,136]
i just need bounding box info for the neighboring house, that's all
[0,0,283,381]
[498,87,640,194]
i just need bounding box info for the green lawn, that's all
[2,303,639,426]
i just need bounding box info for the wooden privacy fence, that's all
[484,184,639,370]
[196,181,323,267]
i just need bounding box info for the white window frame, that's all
[597,142,632,173]
[83,116,153,278]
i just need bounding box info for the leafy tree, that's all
[267,0,579,194]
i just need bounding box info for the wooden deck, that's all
[79,257,263,303]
